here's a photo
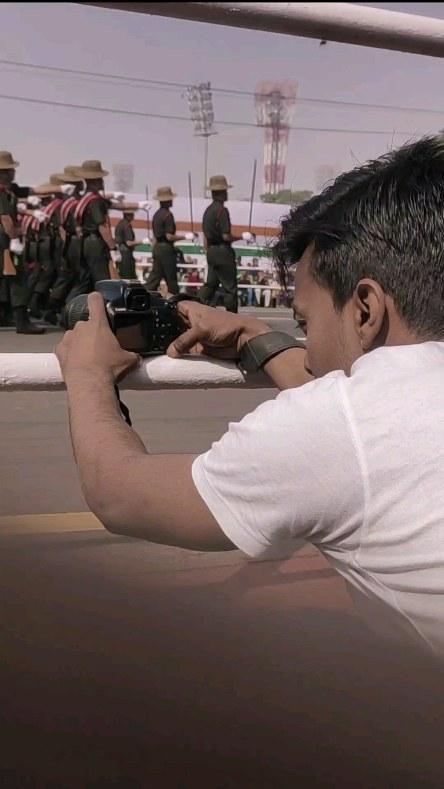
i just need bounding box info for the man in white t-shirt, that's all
[55,135,444,655]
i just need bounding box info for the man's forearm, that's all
[1,215,16,239]
[99,223,116,250]
[65,372,147,518]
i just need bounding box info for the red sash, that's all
[60,196,79,226]
[20,214,39,234]
[75,191,101,223]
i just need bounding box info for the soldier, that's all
[72,160,149,293]
[198,175,252,314]
[0,151,45,334]
[71,160,121,292]
[42,165,85,323]
[145,186,194,295]
[27,175,66,320]
[115,210,138,279]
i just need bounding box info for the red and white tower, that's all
[255,82,297,195]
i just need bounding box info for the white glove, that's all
[27,195,41,207]
[17,202,27,214]
[32,210,49,223]
[112,192,125,201]
[242,231,253,243]
[61,184,76,196]
[10,238,24,255]
[184,232,196,241]
[110,249,122,264]
[137,200,151,212]
[142,236,151,245]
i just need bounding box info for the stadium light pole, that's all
[187,82,217,198]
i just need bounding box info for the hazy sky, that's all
[2,2,444,198]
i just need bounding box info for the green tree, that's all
[260,189,313,205]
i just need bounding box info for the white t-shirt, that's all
[192,342,444,655]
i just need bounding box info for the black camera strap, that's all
[114,385,132,427]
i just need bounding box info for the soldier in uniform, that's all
[198,175,251,314]
[42,165,84,323]
[146,186,194,295]
[71,160,149,294]
[27,174,66,319]
[71,160,122,292]
[115,210,138,279]
[0,151,45,333]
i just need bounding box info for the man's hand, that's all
[27,195,41,208]
[55,292,140,382]
[10,238,24,255]
[167,301,271,360]
[110,249,122,265]
[61,184,76,196]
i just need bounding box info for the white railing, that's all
[0,353,275,391]
[87,2,444,59]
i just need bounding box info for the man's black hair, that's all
[212,190,227,201]
[274,135,444,339]
[160,200,173,209]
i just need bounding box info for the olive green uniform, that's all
[199,199,238,313]
[0,183,31,311]
[115,217,136,279]
[78,193,113,290]
[48,197,81,308]
[145,207,179,295]
[32,203,62,309]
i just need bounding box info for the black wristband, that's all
[239,331,306,374]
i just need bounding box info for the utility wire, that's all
[0,57,444,118]
[0,91,418,136]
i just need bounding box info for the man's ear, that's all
[353,278,388,350]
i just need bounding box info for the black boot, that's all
[28,292,43,319]
[14,306,45,335]
[0,302,14,327]
[42,309,59,326]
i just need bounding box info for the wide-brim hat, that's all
[74,160,109,179]
[208,175,233,191]
[55,165,84,183]
[0,151,19,170]
[154,186,177,202]
[35,174,64,190]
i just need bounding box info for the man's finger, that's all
[167,326,203,358]
[87,292,107,324]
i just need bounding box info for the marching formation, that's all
[0,152,253,334]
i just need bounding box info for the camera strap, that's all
[114,385,132,427]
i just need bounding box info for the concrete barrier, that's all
[0,353,274,391]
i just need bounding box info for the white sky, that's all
[1,2,444,198]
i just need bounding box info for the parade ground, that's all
[1,309,443,787]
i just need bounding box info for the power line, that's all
[0,91,417,136]
[1,57,444,119]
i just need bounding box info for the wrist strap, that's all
[239,331,306,374]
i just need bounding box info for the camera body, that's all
[62,280,189,355]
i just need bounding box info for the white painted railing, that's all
[0,354,274,391]
[81,2,444,59]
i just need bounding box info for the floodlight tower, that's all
[187,82,217,197]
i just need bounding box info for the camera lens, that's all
[61,294,90,330]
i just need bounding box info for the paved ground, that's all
[1,309,443,786]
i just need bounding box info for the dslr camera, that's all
[62,280,190,355]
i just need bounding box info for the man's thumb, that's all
[167,326,202,358]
